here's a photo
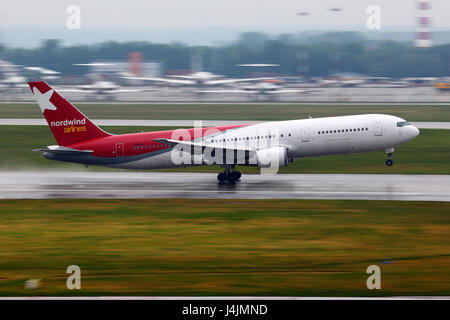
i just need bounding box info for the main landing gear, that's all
[385,147,394,167]
[217,165,242,183]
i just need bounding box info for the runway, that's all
[1,118,449,129]
[1,171,449,201]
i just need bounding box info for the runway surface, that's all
[1,118,449,129]
[1,171,449,201]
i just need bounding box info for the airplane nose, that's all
[412,126,420,137]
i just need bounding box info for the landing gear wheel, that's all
[217,172,227,182]
[385,147,394,167]
[217,169,242,183]
[229,171,242,182]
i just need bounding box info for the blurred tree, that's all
[2,32,450,78]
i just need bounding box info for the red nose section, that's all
[29,81,111,146]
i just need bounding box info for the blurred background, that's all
[1,0,450,102]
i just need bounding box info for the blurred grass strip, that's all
[1,103,450,121]
[0,199,448,296]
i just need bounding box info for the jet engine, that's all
[256,146,288,168]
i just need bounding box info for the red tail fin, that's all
[29,81,111,146]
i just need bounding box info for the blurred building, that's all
[89,59,162,78]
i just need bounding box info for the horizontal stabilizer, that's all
[33,146,94,154]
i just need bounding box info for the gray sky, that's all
[1,0,448,28]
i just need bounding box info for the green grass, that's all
[0,199,448,296]
[1,125,449,174]
[1,103,450,121]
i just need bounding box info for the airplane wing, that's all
[57,88,147,94]
[153,138,254,153]
[107,89,147,93]
[168,75,196,79]
[121,76,195,85]
[196,89,249,94]
[206,77,274,85]
[5,83,29,88]
[269,89,317,94]
[169,74,223,79]
[197,89,318,94]
[153,137,259,165]
[57,89,88,93]
[153,138,258,163]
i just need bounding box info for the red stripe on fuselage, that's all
[67,124,252,158]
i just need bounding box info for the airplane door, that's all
[374,122,382,136]
[115,143,124,157]
[301,127,310,142]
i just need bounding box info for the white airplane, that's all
[0,73,28,90]
[122,71,272,86]
[59,80,144,95]
[0,61,28,90]
[67,63,146,95]
[24,66,61,81]
[0,61,61,90]
[30,81,420,183]
[197,81,315,99]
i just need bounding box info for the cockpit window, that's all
[397,121,409,127]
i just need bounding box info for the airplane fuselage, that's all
[43,114,419,171]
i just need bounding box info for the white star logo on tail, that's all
[33,87,57,113]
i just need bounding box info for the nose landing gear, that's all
[217,165,242,183]
[385,147,394,167]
